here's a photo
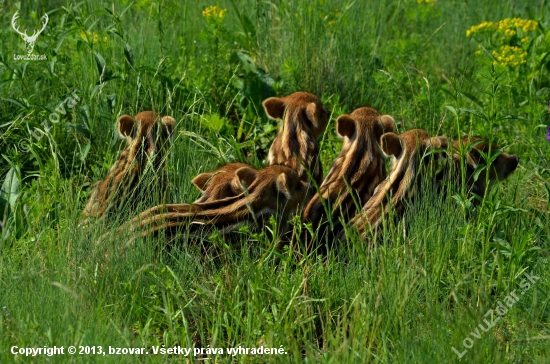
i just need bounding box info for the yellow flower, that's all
[474,44,484,56]
[467,18,537,37]
[80,30,107,45]
[492,45,527,67]
[202,5,227,22]
[466,21,497,36]
[522,20,538,32]
[324,9,341,25]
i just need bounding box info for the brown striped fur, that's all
[113,165,307,247]
[264,92,330,186]
[81,111,175,221]
[437,137,519,198]
[348,129,448,239]
[301,107,395,242]
[191,163,258,203]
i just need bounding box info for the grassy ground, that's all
[1,0,549,362]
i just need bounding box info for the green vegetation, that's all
[1,0,549,362]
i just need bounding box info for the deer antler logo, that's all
[11,11,49,55]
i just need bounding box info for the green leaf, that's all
[458,108,488,121]
[79,143,91,163]
[200,114,228,133]
[459,91,482,107]
[76,39,88,53]
[497,115,528,122]
[94,52,107,76]
[444,105,457,116]
[55,29,75,52]
[1,98,28,110]
[124,42,134,67]
[228,0,256,39]
[475,147,502,164]
[472,164,486,182]
[233,51,258,74]
[0,167,21,211]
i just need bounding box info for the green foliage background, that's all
[0,0,549,362]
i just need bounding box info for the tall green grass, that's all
[1,0,549,362]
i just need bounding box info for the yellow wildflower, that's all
[504,29,516,37]
[80,30,107,45]
[474,44,484,56]
[322,9,341,26]
[491,45,527,67]
[466,21,497,36]
[202,5,227,22]
[467,18,537,37]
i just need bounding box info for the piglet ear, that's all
[428,136,448,149]
[380,115,395,133]
[380,132,403,157]
[438,136,449,149]
[117,115,135,138]
[275,173,292,200]
[336,115,356,138]
[305,102,322,128]
[233,166,258,191]
[161,115,176,134]
[262,97,286,120]
[192,172,214,191]
[426,136,449,161]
